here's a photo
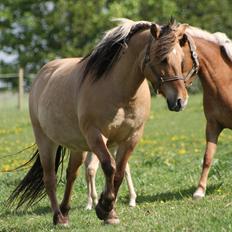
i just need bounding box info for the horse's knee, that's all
[87,167,96,177]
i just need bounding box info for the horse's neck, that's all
[109,30,150,99]
[195,37,232,93]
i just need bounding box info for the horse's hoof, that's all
[104,209,120,225]
[104,217,120,225]
[57,220,69,227]
[193,189,205,199]
[53,212,69,226]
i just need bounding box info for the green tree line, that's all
[0,0,232,73]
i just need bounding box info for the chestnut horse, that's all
[85,150,137,209]
[180,26,232,198]
[8,19,192,226]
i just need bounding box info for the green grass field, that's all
[1,93,232,232]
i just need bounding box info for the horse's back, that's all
[30,58,81,97]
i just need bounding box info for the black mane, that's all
[81,21,151,81]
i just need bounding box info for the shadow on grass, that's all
[136,183,223,204]
[0,203,51,218]
[1,183,223,218]
[0,202,80,219]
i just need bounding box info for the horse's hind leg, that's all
[125,163,136,207]
[34,128,66,225]
[60,151,86,220]
[193,121,222,199]
[85,152,99,210]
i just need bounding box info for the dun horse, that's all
[179,26,232,199]
[8,19,193,225]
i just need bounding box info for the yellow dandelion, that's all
[178,148,186,155]
[171,136,178,141]
[2,164,10,172]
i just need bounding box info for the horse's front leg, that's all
[193,121,222,199]
[85,128,118,224]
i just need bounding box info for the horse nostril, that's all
[167,98,185,112]
[177,98,182,109]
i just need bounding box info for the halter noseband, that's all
[142,33,199,89]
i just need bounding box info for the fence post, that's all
[18,67,24,110]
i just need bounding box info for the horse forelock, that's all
[82,19,151,81]
[186,26,232,62]
[151,24,177,62]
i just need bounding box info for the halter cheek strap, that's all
[183,33,199,85]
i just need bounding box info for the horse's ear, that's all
[150,23,160,39]
[176,23,189,39]
[169,16,176,26]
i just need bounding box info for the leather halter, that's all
[142,33,199,89]
[183,33,199,85]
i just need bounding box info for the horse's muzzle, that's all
[167,98,186,112]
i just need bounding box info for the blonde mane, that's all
[98,18,151,48]
[187,26,232,61]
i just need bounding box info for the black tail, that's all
[7,146,66,209]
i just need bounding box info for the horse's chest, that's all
[107,107,146,138]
